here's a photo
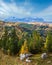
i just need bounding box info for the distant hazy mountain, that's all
[4,16,44,22]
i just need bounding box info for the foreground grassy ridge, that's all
[0,50,52,65]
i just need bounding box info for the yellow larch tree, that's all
[20,39,29,54]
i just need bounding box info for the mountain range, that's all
[4,16,44,22]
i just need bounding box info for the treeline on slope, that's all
[0,27,52,55]
[18,23,49,38]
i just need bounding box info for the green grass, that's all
[0,50,52,65]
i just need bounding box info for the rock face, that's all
[41,53,48,59]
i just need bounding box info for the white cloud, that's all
[40,5,52,21]
[0,11,4,14]
[0,0,33,19]
[38,5,52,16]
[32,5,52,21]
[0,0,52,21]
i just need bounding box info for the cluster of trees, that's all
[0,27,52,55]
[0,27,19,55]
[28,31,44,54]
[45,31,52,52]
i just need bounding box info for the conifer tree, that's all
[20,39,28,54]
[45,31,52,52]
[29,31,43,54]
[8,28,19,55]
[1,27,8,53]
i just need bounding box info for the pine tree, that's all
[0,38,2,49]
[45,31,52,52]
[29,31,43,54]
[1,27,8,53]
[8,28,19,55]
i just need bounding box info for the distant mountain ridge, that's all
[4,16,44,22]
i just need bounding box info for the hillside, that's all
[0,21,52,65]
[0,50,52,65]
[0,21,52,38]
[0,21,52,37]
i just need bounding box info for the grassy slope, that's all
[0,50,52,65]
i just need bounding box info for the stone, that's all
[47,61,51,64]
[41,53,48,59]
[20,53,33,61]
[25,54,33,58]
[26,57,31,63]
[20,54,26,60]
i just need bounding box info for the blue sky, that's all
[0,0,52,22]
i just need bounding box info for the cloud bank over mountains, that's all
[4,17,44,22]
[0,0,52,22]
